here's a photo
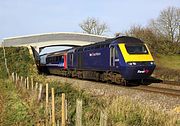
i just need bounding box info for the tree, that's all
[126,25,180,55]
[79,17,109,35]
[149,7,180,42]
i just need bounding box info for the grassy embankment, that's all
[155,54,180,70]
[0,47,179,125]
[153,54,180,81]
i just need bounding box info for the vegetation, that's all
[107,97,179,126]
[0,79,31,126]
[0,47,38,79]
[1,78,179,126]
[155,54,180,70]
[149,7,180,43]
[79,17,109,35]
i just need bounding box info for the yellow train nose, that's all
[118,43,154,63]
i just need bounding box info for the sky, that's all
[0,0,179,41]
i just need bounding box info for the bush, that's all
[0,47,38,79]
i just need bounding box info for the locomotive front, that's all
[114,37,156,80]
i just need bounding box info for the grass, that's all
[107,97,179,126]
[0,79,33,125]
[154,54,180,70]
[0,78,179,126]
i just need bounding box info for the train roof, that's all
[74,36,144,51]
[46,48,71,57]
[85,36,143,46]
[114,36,144,44]
[45,36,144,56]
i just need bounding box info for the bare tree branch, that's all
[149,6,180,42]
[79,17,109,35]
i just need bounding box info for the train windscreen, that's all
[125,44,148,54]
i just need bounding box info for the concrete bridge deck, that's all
[2,32,110,47]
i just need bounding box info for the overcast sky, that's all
[0,0,179,40]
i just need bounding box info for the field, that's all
[155,54,180,70]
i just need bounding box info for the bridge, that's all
[2,32,110,53]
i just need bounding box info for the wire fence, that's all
[11,72,108,126]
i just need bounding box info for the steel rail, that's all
[131,85,180,97]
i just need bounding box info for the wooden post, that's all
[163,75,165,82]
[51,88,55,126]
[11,72,15,82]
[38,84,43,101]
[24,78,26,89]
[45,83,49,126]
[20,76,23,87]
[17,76,20,86]
[75,99,82,126]
[49,107,52,126]
[35,82,38,91]
[100,111,107,126]
[15,73,18,85]
[65,99,68,121]
[62,93,65,126]
[27,77,29,90]
[31,78,34,90]
[56,120,60,126]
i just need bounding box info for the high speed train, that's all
[42,36,156,84]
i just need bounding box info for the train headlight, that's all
[132,62,136,65]
[128,62,133,65]
[150,61,155,65]
[128,62,136,66]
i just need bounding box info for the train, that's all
[41,36,156,85]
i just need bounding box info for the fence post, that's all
[51,88,55,126]
[56,120,60,126]
[31,78,34,90]
[27,77,29,90]
[17,76,20,86]
[20,76,23,87]
[100,111,107,126]
[65,99,68,121]
[12,72,15,82]
[45,83,49,126]
[15,73,18,85]
[62,93,66,126]
[49,108,52,126]
[24,78,27,89]
[35,82,38,91]
[75,99,82,126]
[38,84,43,101]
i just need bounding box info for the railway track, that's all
[48,75,180,97]
[162,80,180,86]
[131,85,180,97]
[145,78,180,86]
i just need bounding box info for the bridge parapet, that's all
[3,32,110,47]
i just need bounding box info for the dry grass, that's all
[107,96,179,126]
